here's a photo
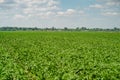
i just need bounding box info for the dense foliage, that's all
[0,31,120,80]
[0,27,120,31]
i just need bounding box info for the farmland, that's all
[0,31,120,80]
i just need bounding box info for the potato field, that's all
[0,31,120,80]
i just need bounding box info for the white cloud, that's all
[18,0,59,18]
[57,9,76,16]
[97,0,120,7]
[24,11,56,19]
[66,9,76,15]
[106,1,120,6]
[35,11,56,17]
[57,11,64,16]
[97,0,120,16]
[46,11,55,16]
[14,14,25,19]
[79,11,85,15]
[89,4,104,9]
[102,12,119,16]
[48,0,59,6]
[0,0,4,3]
[0,0,85,18]
[48,5,59,10]
[56,9,85,17]
[89,0,120,17]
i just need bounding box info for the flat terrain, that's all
[0,31,120,80]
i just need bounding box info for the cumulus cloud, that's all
[102,0,120,16]
[66,9,76,15]
[16,0,59,18]
[0,0,59,11]
[57,9,77,16]
[89,4,104,9]
[0,0,4,3]
[97,0,120,7]
[102,12,119,16]
[0,0,87,18]
[79,11,84,14]
[89,0,120,16]
[33,11,56,19]
[48,0,59,6]
[106,1,120,6]
[0,0,17,10]
[57,9,85,16]
[14,14,25,19]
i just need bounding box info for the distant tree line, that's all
[0,26,120,31]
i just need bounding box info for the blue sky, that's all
[0,0,120,28]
